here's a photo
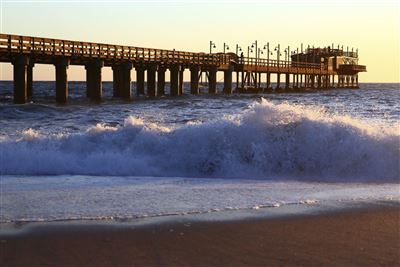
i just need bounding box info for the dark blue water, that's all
[0,82,399,139]
[0,82,399,222]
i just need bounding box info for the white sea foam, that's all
[1,175,399,223]
[1,99,399,182]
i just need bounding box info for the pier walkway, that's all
[0,34,366,104]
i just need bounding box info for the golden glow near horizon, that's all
[0,0,399,82]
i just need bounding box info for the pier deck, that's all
[0,34,366,103]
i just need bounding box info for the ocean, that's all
[0,82,399,223]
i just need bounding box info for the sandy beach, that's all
[1,205,399,267]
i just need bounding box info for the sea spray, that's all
[1,99,399,181]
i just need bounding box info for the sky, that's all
[0,0,399,82]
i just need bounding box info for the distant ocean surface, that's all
[0,82,399,222]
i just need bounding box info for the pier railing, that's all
[0,34,320,70]
[240,56,322,69]
[0,34,224,66]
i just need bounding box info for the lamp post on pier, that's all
[235,44,242,89]
[274,44,281,66]
[284,46,290,66]
[236,44,242,55]
[247,46,253,61]
[251,40,258,63]
[209,41,216,53]
[251,41,259,88]
[274,44,281,90]
[265,42,273,90]
[257,47,265,88]
[223,43,229,53]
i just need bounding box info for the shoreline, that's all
[1,201,399,266]
[1,199,398,233]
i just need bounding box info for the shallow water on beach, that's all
[0,82,399,222]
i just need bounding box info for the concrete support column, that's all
[292,74,296,88]
[179,69,184,95]
[331,75,335,88]
[27,63,34,100]
[236,71,239,89]
[120,62,133,99]
[310,75,315,89]
[325,75,329,89]
[241,71,245,89]
[300,75,303,88]
[317,75,322,89]
[285,73,290,89]
[147,65,157,97]
[157,67,166,96]
[112,65,121,97]
[276,73,281,90]
[12,55,30,104]
[190,66,200,94]
[266,72,271,90]
[355,75,359,88]
[223,65,233,94]
[85,60,103,101]
[136,66,145,96]
[170,65,180,96]
[55,57,70,103]
[351,75,355,88]
[254,71,258,89]
[208,66,217,94]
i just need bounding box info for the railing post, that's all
[52,39,55,56]
[19,36,23,53]
[8,35,11,55]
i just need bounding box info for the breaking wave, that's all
[1,99,399,182]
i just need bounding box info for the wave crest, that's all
[1,99,399,182]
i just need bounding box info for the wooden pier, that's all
[0,34,367,104]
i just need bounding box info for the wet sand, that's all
[1,206,399,267]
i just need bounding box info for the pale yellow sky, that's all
[0,0,399,82]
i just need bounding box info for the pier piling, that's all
[27,63,34,100]
[179,69,184,95]
[170,65,180,96]
[147,65,157,97]
[157,67,166,95]
[136,66,145,96]
[208,66,217,94]
[85,60,103,101]
[55,57,70,103]
[223,66,233,94]
[112,65,121,97]
[190,66,200,95]
[120,62,133,99]
[12,55,29,104]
